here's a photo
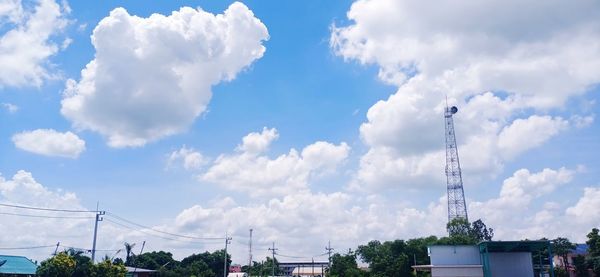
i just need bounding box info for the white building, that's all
[413,241,554,277]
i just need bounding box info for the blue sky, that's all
[1,0,599,263]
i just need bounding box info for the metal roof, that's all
[572,244,589,255]
[0,255,38,275]
[125,266,156,273]
[478,241,551,253]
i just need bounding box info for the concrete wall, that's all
[432,266,484,277]
[430,245,482,265]
[488,252,533,277]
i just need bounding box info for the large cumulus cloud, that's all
[332,0,600,190]
[62,2,269,147]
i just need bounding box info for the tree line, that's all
[34,220,599,277]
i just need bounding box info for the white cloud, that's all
[61,2,269,147]
[167,146,207,170]
[497,115,569,159]
[170,191,447,263]
[12,129,85,158]
[333,0,600,191]
[0,170,93,261]
[201,128,350,198]
[237,127,279,154]
[566,187,600,225]
[0,0,69,87]
[467,167,598,240]
[2,102,19,113]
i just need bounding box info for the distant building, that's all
[0,255,37,277]
[229,264,242,272]
[125,266,156,277]
[227,273,248,277]
[278,261,328,277]
[412,241,556,277]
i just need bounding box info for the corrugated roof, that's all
[0,255,38,275]
[125,266,156,273]
[571,244,589,255]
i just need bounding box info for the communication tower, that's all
[444,104,469,224]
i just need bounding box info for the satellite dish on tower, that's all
[450,106,458,114]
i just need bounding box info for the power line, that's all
[0,203,96,213]
[104,218,221,244]
[276,252,329,259]
[0,245,55,250]
[61,245,122,252]
[0,211,95,219]
[106,212,223,240]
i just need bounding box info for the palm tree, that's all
[124,242,136,266]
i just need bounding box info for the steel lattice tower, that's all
[444,105,469,223]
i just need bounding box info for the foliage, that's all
[586,228,600,275]
[554,267,568,277]
[129,249,230,277]
[124,242,136,266]
[243,257,281,277]
[92,259,127,277]
[442,218,493,245]
[132,251,177,270]
[65,249,94,277]
[469,219,494,242]
[37,252,76,277]
[587,228,600,257]
[356,240,412,277]
[572,255,588,277]
[552,237,576,269]
[328,253,364,277]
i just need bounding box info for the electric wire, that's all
[0,245,55,250]
[0,211,95,219]
[0,203,97,213]
[105,212,223,240]
[104,218,221,245]
[275,252,329,259]
[61,245,122,252]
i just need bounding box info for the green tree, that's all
[261,256,281,277]
[586,228,600,275]
[124,242,136,266]
[180,250,230,277]
[441,218,494,245]
[328,253,363,277]
[572,255,588,277]
[64,248,94,277]
[587,228,600,257]
[552,237,576,270]
[37,252,77,277]
[447,218,470,237]
[356,240,412,277]
[132,251,178,270]
[469,219,494,242]
[92,258,127,277]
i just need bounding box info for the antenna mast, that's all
[444,103,469,226]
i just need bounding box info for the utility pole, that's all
[91,202,105,263]
[268,242,278,277]
[53,242,60,256]
[248,229,253,274]
[325,241,334,270]
[224,234,232,277]
[133,241,146,274]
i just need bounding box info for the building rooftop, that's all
[572,244,589,255]
[478,240,551,253]
[0,255,38,275]
[125,266,156,273]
